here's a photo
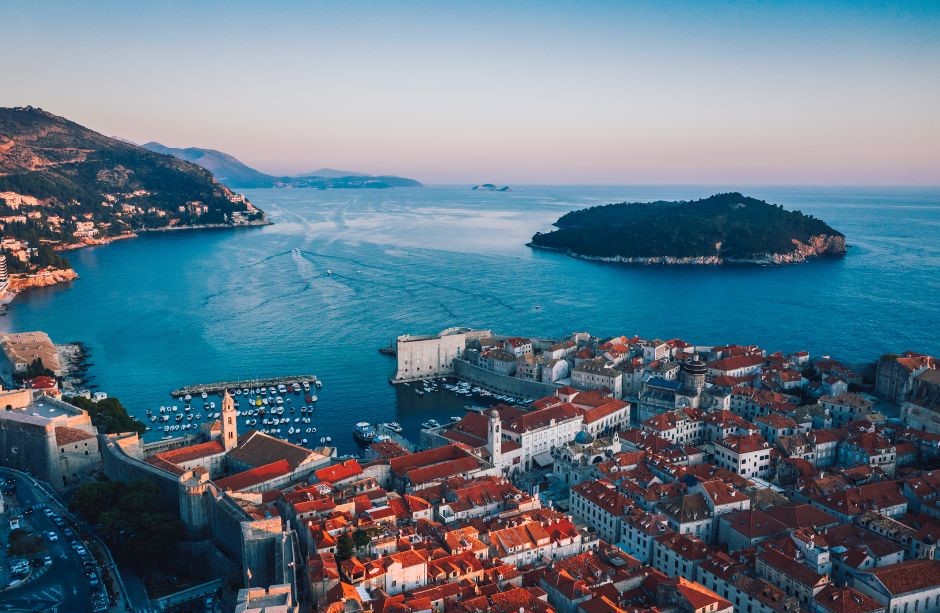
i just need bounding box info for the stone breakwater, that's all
[528,234,847,266]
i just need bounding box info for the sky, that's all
[3,0,939,185]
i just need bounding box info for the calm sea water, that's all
[2,186,938,453]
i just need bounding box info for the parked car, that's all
[46,531,58,542]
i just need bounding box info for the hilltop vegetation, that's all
[65,395,146,435]
[0,106,265,275]
[529,193,846,264]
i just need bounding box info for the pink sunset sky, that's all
[4,1,939,185]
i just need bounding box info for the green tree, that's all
[22,357,54,379]
[70,479,183,571]
[336,534,355,561]
[352,528,372,552]
[65,395,145,435]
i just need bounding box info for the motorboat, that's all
[353,422,377,443]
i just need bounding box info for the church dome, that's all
[574,429,594,444]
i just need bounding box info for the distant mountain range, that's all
[141,142,422,189]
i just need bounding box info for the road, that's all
[1,468,96,613]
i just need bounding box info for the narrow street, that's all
[1,468,95,613]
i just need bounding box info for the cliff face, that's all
[8,267,78,291]
[531,233,846,266]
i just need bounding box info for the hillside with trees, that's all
[0,106,265,276]
[529,192,846,265]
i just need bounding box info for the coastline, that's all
[54,232,139,252]
[135,219,273,233]
[5,219,271,303]
[6,267,79,294]
[57,341,93,394]
[527,234,846,266]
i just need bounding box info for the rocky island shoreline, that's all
[528,192,847,266]
[530,233,847,265]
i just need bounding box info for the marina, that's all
[152,376,325,447]
[170,375,320,398]
[402,376,533,406]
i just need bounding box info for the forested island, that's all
[528,192,846,265]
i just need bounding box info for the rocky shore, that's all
[7,267,79,292]
[528,234,847,266]
[4,220,270,304]
[54,232,138,252]
[56,341,94,394]
[136,219,272,233]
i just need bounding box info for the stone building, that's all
[392,327,491,382]
[0,388,100,488]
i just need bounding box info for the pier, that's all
[170,375,319,398]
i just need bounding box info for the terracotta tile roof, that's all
[489,521,552,557]
[228,430,315,470]
[758,548,827,587]
[154,440,225,465]
[505,403,582,433]
[708,354,764,372]
[579,399,630,424]
[661,493,713,524]
[717,433,770,454]
[814,586,884,613]
[674,576,731,611]
[54,426,95,446]
[845,432,893,455]
[407,456,483,486]
[143,455,186,476]
[821,392,873,410]
[699,479,746,506]
[702,409,754,428]
[314,459,362,484]
[811,480,906,517]
[370,440,410,459]
[307,552,339,582]
[389,444,474,478]
[756,412,798,429]
[572,479,634,517]
[767,504,839,529]
[213,459,291,491]
[722,509,787,539]
[655,532,708,560]
[811,429,848,444]
[866,559,940,595]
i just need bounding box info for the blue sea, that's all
[2,186,938,453]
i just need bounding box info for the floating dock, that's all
[171,375,319,398]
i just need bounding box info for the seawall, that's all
[100,434,181,514]
[453,358,558,398]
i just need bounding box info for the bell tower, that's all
[221,389,237,452]
[487,409,502,470]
